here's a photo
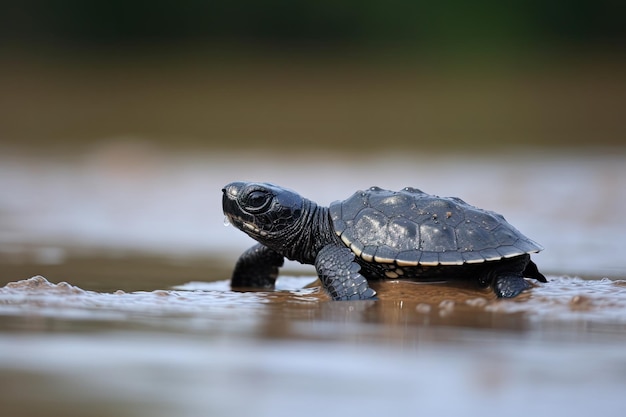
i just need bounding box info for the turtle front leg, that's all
[231,243,284,289]
[315,245,376,301]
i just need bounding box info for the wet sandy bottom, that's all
[1,275,626,417]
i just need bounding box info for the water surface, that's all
[1,274,626,417]
[1,147,626,417]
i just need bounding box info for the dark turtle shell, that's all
[329,186,543,267]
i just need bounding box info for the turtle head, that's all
[222,182,305,246]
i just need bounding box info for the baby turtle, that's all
[222,182,546,300]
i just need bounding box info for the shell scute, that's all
[386,217,419,251]
[465,209,502,231]
[455,223,494,252]
[419,252,440,266]
[439,251,465,265]
[353,208,388,246]
[492,224,519,246]
[419,223,457,252]
[496,245,524,258]
[514,239,543,253]
[340,195,367,222]
[395,250,421,266]
[373,245,397,263]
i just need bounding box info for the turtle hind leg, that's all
[231,243,284,289]
[492,273,530,298]
[481,254,535,298]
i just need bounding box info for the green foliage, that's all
[1,0,623,47]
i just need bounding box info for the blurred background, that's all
[1,0,625,152]
[0,0,625,286]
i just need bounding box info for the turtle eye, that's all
[244,189,272,213]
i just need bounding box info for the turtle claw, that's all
[342,286,377,301]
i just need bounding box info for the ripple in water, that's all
[2,275,626,334]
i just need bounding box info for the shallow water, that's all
[1,146,626,416]
[2,274,626,417]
